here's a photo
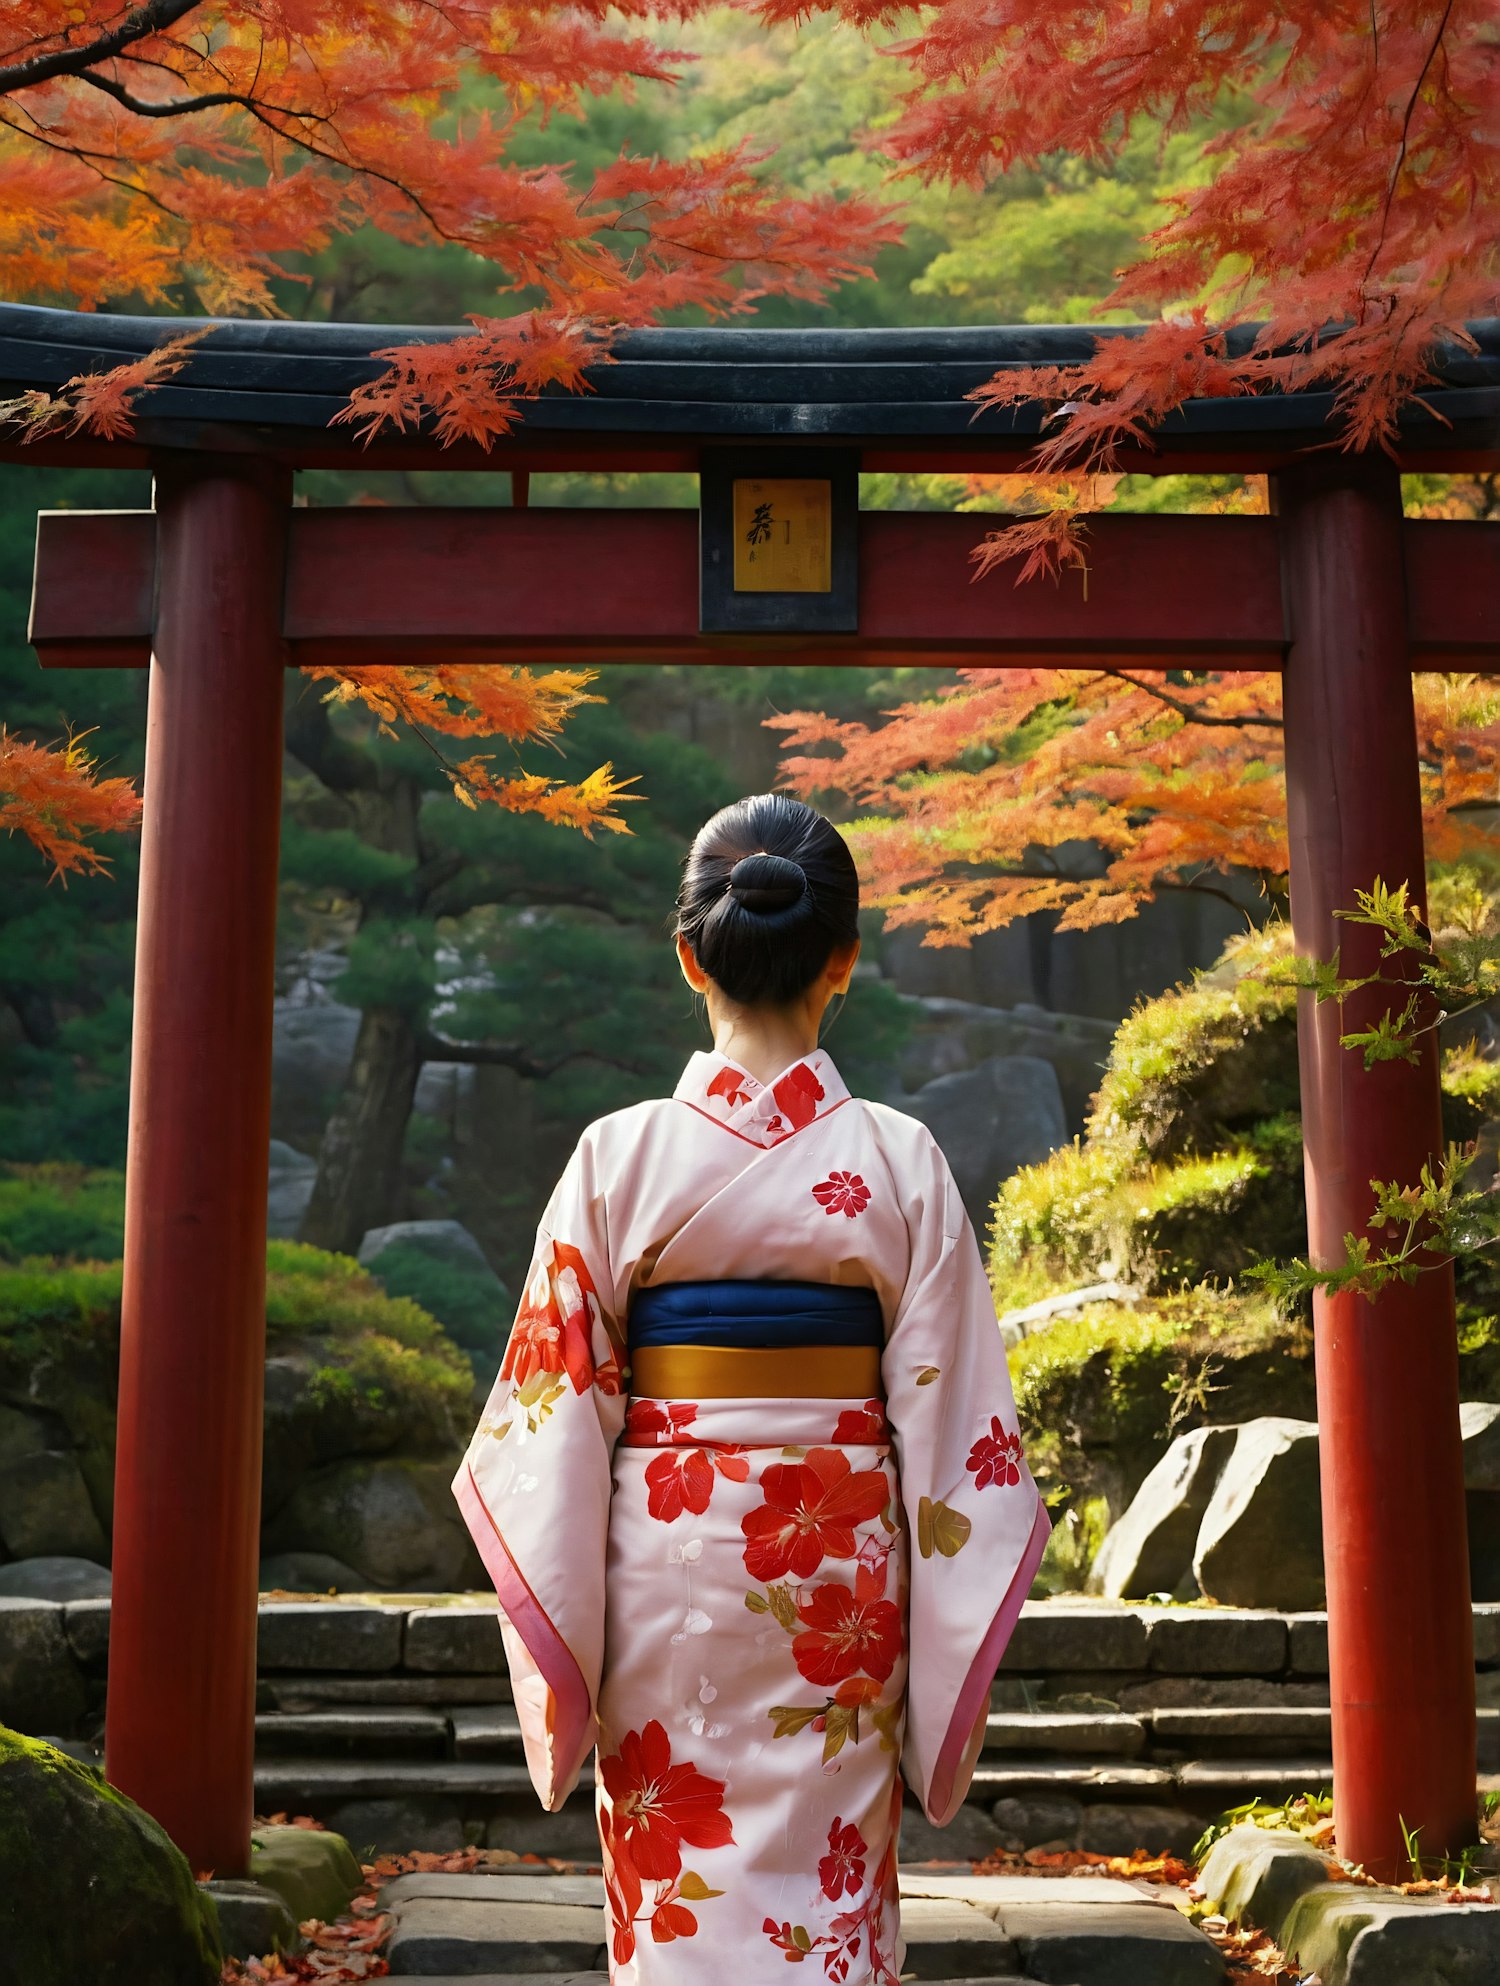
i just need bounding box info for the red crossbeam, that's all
[33,507,1500,672]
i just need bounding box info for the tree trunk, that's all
[296,1005,422,1256]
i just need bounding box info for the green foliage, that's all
[0,1163,126,1263]
[1007,1287,1301,1505]
[1255,873,1500,1304]
[0,465,150,1169]
[364,1240,506,1360]
[1192,1791,1334,1865]
[1032,1494,1111,1598]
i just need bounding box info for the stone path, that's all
[379,1866,1226,1982]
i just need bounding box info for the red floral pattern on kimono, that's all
[599,1720,734,1963]
[501,1239,620,1396]
[966,1417,1025,1490]
[741,1448,889,1581]
[792,1563,904,1688]
[812,1171,871,1219]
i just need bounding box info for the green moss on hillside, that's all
[992,926,1500,1515]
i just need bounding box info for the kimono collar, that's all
[675,1048,850,1149]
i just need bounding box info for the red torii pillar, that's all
[104,456,289,1878]
[1279,458,1476,1878]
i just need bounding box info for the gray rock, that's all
[896,995,1113,1134]
[0,1403,49,1468]
[1075,1804,1204,1857]
[272,1000,361,1150]
[405,1605,506,1675]
[904,1054,1068,1229]
[266,1140,318,1239]
[0,1596,89,1732]
[326,1796,467,1858]
[204,1879,300,1960]
[259,1551,372,1594]
[0,1554,110,1601]
[898,1801,1004,1862]
[1196,1824,1330,1934]
[0,1446,109,1561]
[1147,1609,1289,1676]
[358,1219,493,1273]
[1461,1401,1500,1491]
[256,1602,405,1673]
[266,1460,484,1593]
[249,1821,365,1925]
[1469,1490,1500,1603]
[1093,1427,1241,1601]
[989,1793,1084,1849]
[63,1595,111,1667]
[1282,1882,1500,1986]
[1194,1419,1324,1611]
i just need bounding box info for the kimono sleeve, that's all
[452,1129,626,1810]
[883,1131,1050,1826]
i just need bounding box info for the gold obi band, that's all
[629,1342,883,1401]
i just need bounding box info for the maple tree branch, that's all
[415,1030,641,1078]
[76,65,319,123]
[1097,670,1283,731]
[285,687,381,795]
[0,0,205,95]
[1360,0,1455,306]
[0,100,189,221]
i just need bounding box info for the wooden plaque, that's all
[732,478,832,593]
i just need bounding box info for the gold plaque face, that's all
[731,478,832,593]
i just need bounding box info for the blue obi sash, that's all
[628,1278,884,1351]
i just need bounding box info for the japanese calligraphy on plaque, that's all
[732,478,832,593]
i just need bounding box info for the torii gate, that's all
[5,300,1498,1884]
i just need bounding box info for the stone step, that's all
[380,1870,1225,1983]
[253,1757,548,1803]
[255,1709,451,1758]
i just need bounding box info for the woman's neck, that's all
[708,1004,819,1090]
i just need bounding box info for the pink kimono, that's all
[454,1048,1049,1984]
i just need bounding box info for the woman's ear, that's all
[676,932,710,992]
[827,938,861,997]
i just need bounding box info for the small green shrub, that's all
[365,1239,507,1359]
[0,1164,125,1264]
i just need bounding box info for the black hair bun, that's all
[728,852,807,914]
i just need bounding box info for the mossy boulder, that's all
[0,1724,222,1984]
[249,1820,364,1925]
[0,1220,477,1587]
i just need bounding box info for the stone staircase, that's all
[15,1591,1497,1866]
[373,1866,1227,1984]
[238,1597,1500,1863]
